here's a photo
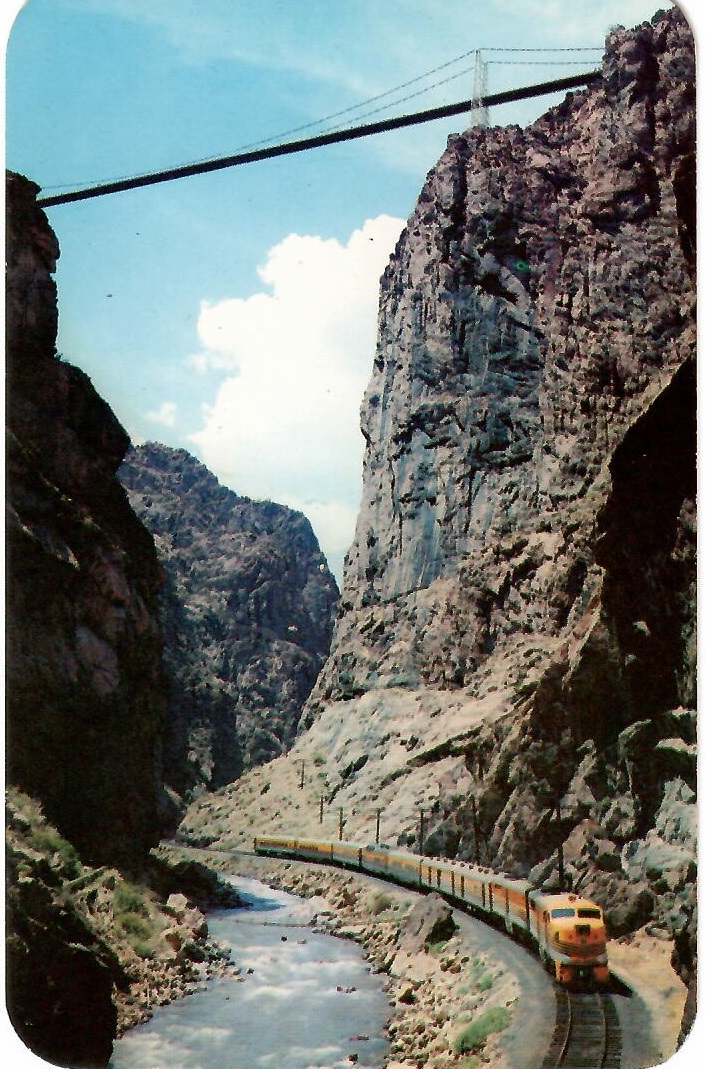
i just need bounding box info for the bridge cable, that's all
[37,70,601,208]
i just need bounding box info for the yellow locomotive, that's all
[253,836,609,987]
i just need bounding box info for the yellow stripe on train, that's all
[253,836,610,987]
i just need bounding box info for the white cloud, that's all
[146,400,178,427]
[189,214,404,579]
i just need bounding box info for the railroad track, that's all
[543,990,621,1068]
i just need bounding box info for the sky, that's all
[3,0,690,585]
[2,6,703,1069]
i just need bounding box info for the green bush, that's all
[29,826,82,878]
[453,1007,510,1055]
[119,912,152,940]
[129,939,154,960]
[114,883,149,917]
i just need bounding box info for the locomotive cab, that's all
[530,891,609,986]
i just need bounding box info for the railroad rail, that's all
[543,990,621,1068]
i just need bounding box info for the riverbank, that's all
[157,842,523,1069]
[111,875,390,1069]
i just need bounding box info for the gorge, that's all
[4,5,697,1067]
[183,1,697,1049]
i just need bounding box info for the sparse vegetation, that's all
[453,1006,510,1055]
[118,912,152,940]
[467,956,494,992]
[28,824,82,878]
[369,891,393,915]
[129,939,155,960]
[114,882,150,918]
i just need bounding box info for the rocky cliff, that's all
[316,0,696,1008]
[6,171,169,872]
[183,5,696,1038]
[5,170,173,1066]
[119,443,339,799]
[306,5,695,712]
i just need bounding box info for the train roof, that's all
[484,872,534,893]
[530,889,603,912]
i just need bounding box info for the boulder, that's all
[165,893,190,921]
[400,893,458,954]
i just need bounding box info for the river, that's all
[109,875,390,1069]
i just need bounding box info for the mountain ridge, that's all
[120,441,339,800]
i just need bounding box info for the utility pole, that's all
[471,50,490,128]
[338,807,344,841]
[471,796,480,863]
[419,809,426,857]
[319,795,324,824]
[299,761,305,790]
[375,809,381,845]
[556,799,565,892]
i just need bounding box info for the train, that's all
[253,835,610,987]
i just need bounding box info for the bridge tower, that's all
[470,50,490,128]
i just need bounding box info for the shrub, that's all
[29,826,82,878]
[129,939,154,959]
[453,1007,510,1055]
[118,912,152,940]
[114,882,149,917]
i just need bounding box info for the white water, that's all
[110,876,390,1069]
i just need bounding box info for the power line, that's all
[37,70,602,209]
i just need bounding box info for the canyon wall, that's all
[120,443,339,800]
[300,1,697,1025]
[6,170,169,871]
[5,170,172,1066]
[183,6,695,1035]
[306,7,695,713]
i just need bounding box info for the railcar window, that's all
[551,907,576,918]
[577,908,602,918]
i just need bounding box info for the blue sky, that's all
[4,0,688,582]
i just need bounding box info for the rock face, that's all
[307,7,695,710]
[302,6,697,884]
[119,443,339,798]
[400,893,458,954]
[299,4,696,1033]
[6,792,120,1069]
[182,8,695,1039]
[6,171,169,872]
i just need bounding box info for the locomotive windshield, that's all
[551,907,576,918]
[577,908,602,918]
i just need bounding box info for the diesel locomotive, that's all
[253,836,609,986]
